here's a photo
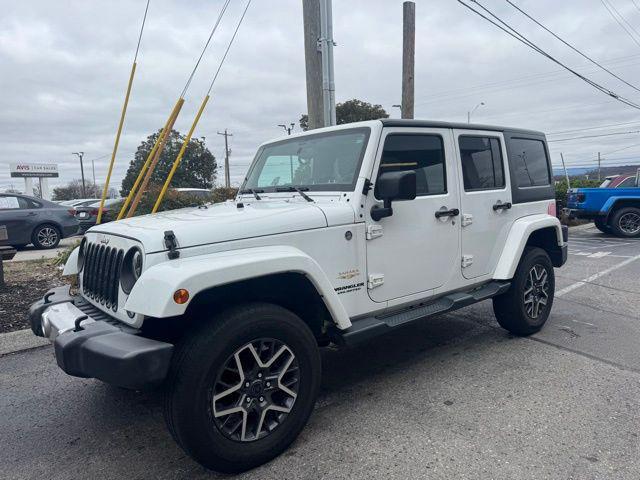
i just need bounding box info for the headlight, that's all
[77,237,87,271]
[121,247,144,294]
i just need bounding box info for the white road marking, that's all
[556,254,640,297]
[588,251,611,258]
[571,319,595,327]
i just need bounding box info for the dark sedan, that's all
[74,198,122,233]
[0,194,79,249]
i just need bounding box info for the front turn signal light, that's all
[173,289,190,304]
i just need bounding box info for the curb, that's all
[568,223,595,232]
[0,329,49,357]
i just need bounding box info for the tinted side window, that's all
[509,138,551,187]
[618,177,637,188]
[459,136,504,191]
[377,134,446,197]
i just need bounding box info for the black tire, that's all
[163,302,321,473]
[594,218,611,234]
[31,224,60,249]
[493,247,555,336]
[609,207,640,238]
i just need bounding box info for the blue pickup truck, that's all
[567,183,640,237]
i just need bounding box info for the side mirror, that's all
[371,170,417,221]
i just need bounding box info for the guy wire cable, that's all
[120,0,232,219]
[96,0,150,225]
[152,0,252,213]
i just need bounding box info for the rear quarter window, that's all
[504,133,555,204]
[509,138,551,187]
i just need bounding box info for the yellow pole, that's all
[96,61,137,225]
[116,98,182,220]
[127,97,185,218]
[152,95,210,213]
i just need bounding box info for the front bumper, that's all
[29,286,173,389]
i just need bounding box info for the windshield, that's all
[243,127,370,192]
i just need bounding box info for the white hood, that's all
[89,200,354,253]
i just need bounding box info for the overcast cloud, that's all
[2,0,640,193]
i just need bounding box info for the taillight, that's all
[577,193,586,203]
[547,201,557,217]
[90,209,99,216]
[67,209,76,216]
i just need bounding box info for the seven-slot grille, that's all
[81,242,124,311]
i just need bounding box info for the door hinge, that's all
[366,224,383,240]
[461,213,473,227]
[461,255,474,268]
[367,274,384,289]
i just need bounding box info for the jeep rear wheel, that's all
[163,302,321,473]
[610,207,640,238]
[493,247,555,336]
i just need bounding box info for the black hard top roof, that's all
[379,119,545,137]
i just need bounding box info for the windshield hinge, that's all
[164,230,180,260]
[362,178,373,195]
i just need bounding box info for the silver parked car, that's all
[0,193,79,249]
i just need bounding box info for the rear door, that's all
[454,131,513,279]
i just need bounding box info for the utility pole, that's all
[402,1,415,119]
[560,153,570,189]
[303,0,324,130]
[91,157,96,187]
[597,152,602,181]
[72,152,86,197]
[217,129,233,188]
[278,123,296,135]
[303,0,336,129]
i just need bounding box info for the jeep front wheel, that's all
[493,247,555,336]
[163,302,321,473]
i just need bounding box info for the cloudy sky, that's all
[2,0,640,194]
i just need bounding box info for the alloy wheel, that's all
[523,264,549,319]
[212,338,299,442]
[37,227,58,247]
[618,212,640,235]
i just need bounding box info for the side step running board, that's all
[333,281,510,347]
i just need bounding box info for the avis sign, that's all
[9,163,59,178]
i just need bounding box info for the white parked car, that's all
[30,119,567,473]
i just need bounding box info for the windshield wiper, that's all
[276,186,314,202]
[240,188,263,200]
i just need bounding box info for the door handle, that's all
[435,208,460,218]
[493,202,512,211]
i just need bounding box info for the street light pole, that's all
[392,104,403,118]
[467,102,485,123]
[72,152,86,197]
[278,123,296,135]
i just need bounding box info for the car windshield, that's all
[243,127,370,192]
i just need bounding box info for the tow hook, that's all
[73,315,89,332]
[164,230,180,260]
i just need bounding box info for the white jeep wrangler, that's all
[30,119,567,473]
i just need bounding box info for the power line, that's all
[505,0,640,93]
[133,0,150,63]
[600,0,640,48]
[458,0,640,110]
[547,120,640,135]
[548,130,640,142]
[207,0,252,95]
[180,0,232,98]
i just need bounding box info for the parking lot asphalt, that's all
[7,236,79,262]
[1,224,639,480]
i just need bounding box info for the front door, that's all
[454,130,514,279]
[365,128,460,303]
